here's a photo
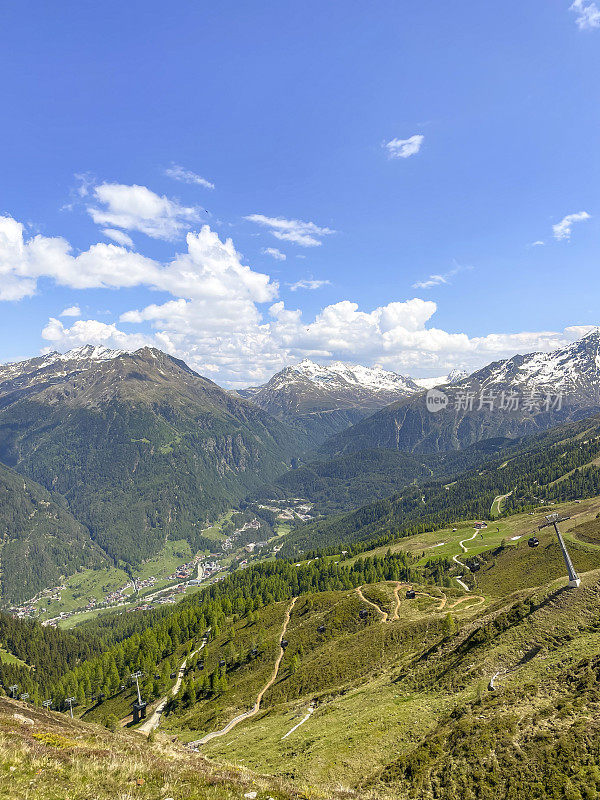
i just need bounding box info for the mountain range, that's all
[322,329,600,455]
[0,345,299,601]
[237,358,423,443]
[3,330,600,603]
[5,334,600,799]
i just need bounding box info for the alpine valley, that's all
[5,332,600,800]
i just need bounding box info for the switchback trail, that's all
[459,530,479,552]
[189,597,297,747]
[452,526,486,591]
[359,583,449,619]
[356,585,388,621]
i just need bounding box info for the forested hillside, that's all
[280,414,600,557]
[258,438,517,513]
[0,462,106,605]
[4,502,600,799]
[0,347,301,566]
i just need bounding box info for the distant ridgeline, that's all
[253,438,519,515]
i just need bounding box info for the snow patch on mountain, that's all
[0,345,126,382]
[414,369,468,390]
[453,328,600,395]
[285,359,421,394]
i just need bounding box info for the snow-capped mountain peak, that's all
[464,329,600,395]
[55,344,126,363]
[447,368,469,384]
[237,358,424,441]
[0,344,127,385]
[287,358,420,394]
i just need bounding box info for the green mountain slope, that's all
[279,413,600,558]
[0,347,302,564]
[0,462,105,606]
[258,438,516,514]
[0,696,299,800]
[164,509,600,793]
[5,497,600,797]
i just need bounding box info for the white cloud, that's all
[262,247,286,261]
[530,240,545,247]
[384,134,424,159]
[164,164,215,189]
[101,228,134,247]
[413,274,449,290]
[570,0,600,29]
[413,263,470,290]
[288,279,332,291]
[88,183,204,240]
[42,317,150,351]
[74,172,95,198]
[1,212,597,388]
[60,305,81,317]
[245,214,335,247]
[552,211,591,240]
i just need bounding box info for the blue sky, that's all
[1,0,599,386]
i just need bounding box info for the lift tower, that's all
[66,696,77,718]
[131,671,147,723]
[539,513,581,588]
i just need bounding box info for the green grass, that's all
[274,522,292,537]
[205,675,458,786]
[0,698,299,800]
[201,511,235,542]
[474,532,600,595]
[338,496,600,575]
[163,601,290,737]
[0,646,28,668]
[568,514,600,545]
[37,566,131,620]
[153,498,600,788]
[169,583,477,784]
[11,500,600,796]
[37,538,200,626]
[197,563,600,789]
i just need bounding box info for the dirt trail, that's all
[389,582,401,621]
[356,585,389,621]
[138,640,206,735]
[189,597,297,747]
[358,582,449,619]
[491,490,513,515]
[446,595,485,610]
[416,590,447,611]
[459,530,479,552]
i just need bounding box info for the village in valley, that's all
[8,498,314,628]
